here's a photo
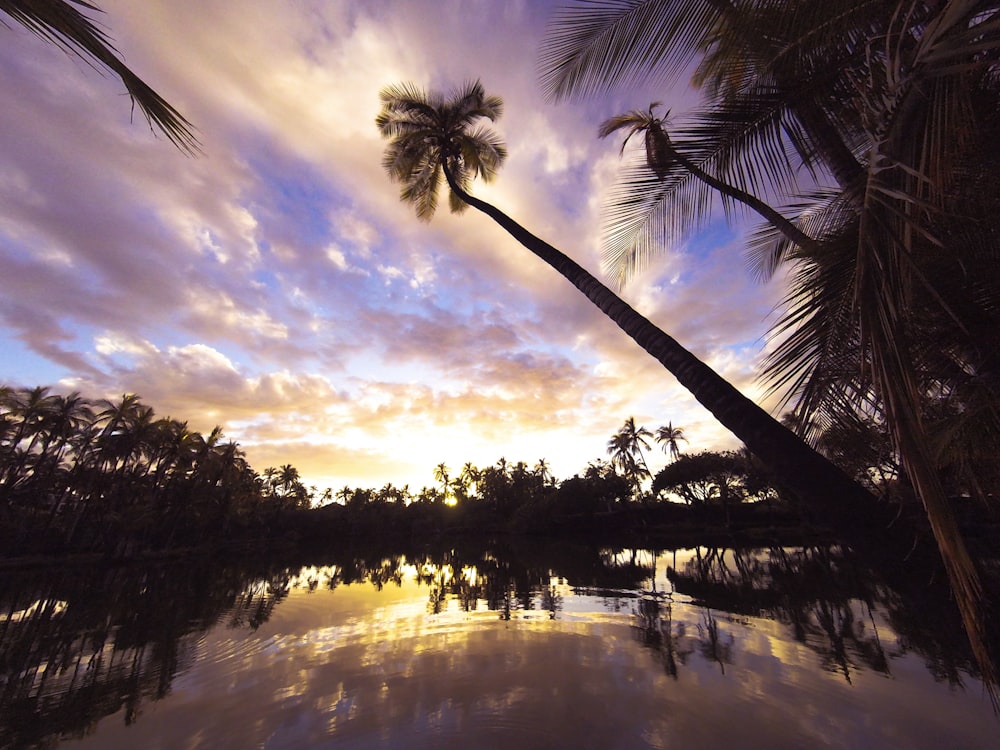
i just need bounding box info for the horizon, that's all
[0,1,787,492]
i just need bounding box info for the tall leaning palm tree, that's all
[376,80,903,544]
[539,0,1000,695]
[1,0,198,151]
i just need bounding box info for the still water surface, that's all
[1,543,995,748]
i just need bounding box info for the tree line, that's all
[8,380,982,560]
[0,385,314,557]
[305,415,802,546]
[3,384,805,557]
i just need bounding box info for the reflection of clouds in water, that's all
[176,577,986,749]
[258,619,675,750]
[16,548,998,750]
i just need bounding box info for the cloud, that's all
[0,0,785,490]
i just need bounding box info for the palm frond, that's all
[457,126,507,181]
[1,0,199,152]
[450,79,504,123]
[539,0,721,100]
[598,111,649,138]
[600,153,712,287]
[746,188,854,282]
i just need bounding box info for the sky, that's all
[0,0,790,493]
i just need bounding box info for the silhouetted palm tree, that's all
[278,464,300,496]
[459,461,480,496]
[0,386,57,500]
[376,79,882,531]
[607,417,654,501]
[655,421,686,462]
[533,458,554,487]
[433,462,450,503]
[597,102,818,285]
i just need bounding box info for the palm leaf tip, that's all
[121,73,200,154]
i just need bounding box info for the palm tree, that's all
[533,458,554,487]
[1,0,198,151]
[655,421,686,462]
[606,431,637,477]
[277,464,300,498]
[597,102,819,285]
[607,417,654,501]
[459,461,481,496]
[30,391,93,510]
[602,102,673,180]
[433,462,450,503]
[376,80,888,531]
[540,0,1000,694]
[92,393,144,475]
[0,386,57,501]
[143,417,195,514]
[625,417,653,467]
[450,470,471,503]
[260,466,278,497]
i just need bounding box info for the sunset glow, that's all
[0,1,785,492]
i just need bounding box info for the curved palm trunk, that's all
[669,149,820,252]
[443,167,894,541]
[443,166,999,701]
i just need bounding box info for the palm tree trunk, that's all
[669,150,820,252]
[441,166,915,553]
[444,163,998,702]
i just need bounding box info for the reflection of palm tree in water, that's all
[420,565,452,615]
[479,558,513,621]
[230,574,291,631]
[769,546,890,681]
[671,545,892,680]
[860,603,889,675]
[635,563,736,675]
[634,594,684,678]
[811,596,892,684]
[540,581,561,620]
[698,609,734,675]
[458,577,478,613]
[427,583,445,615]
[417,558,563,619]
[814,597,856,683]
[633,555,691,678]
[487,579,513,620]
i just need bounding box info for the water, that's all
[1,542,995,748]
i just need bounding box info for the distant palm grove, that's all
[1,384,806,559]
[0,386,317,557]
